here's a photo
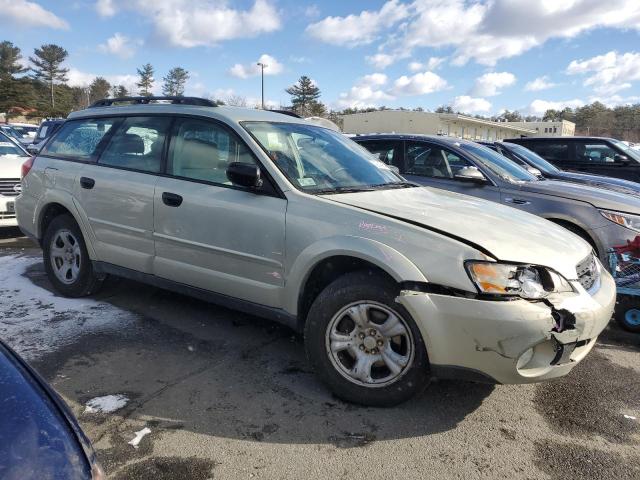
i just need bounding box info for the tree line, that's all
[0,41,192,118]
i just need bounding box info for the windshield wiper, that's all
[372,181,420,189]
[312,186,377,195]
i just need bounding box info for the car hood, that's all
[0,154,27,178]
[327,187,590,279]
[518,179,640,213]
[558,171,640,197]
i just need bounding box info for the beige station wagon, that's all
[16,97,616,406]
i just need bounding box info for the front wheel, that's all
[304,271,430,407]
[615,295,640,333]
[42,214,104,297]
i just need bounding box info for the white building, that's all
[503,120,575,137]
[341,110,536,141]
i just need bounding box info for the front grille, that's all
[576,253,599,292]
[0,179,21,197]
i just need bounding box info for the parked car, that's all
[0,131,30,227]
[505,136,640,182]
[354,134,640,263]
[479,141,640,196]
[0,339,103,479]
[28,118,65,154]
[1,123,38,146]
[17,96,615,406]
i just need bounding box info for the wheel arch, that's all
[544,216,600,256]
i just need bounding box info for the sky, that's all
[1,0,639,115]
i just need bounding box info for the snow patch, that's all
[128,427,151,448]
[85,394,129,414]
[0,255,137,360]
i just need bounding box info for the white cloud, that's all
[229,54,283,79]
[391,71,448,96]
[528,98,585,116]
[470,71,516,97]
[587,94,640,107]
[67,68,148,95]
[98,33,141,59]
[336,73,394,109]
[0,0,68,29]
[567,51,640,95]
[95,0,116,16]
[409,57,445,72]
[306,0,409,47]
[451,95,492,113]
[524,76,557,91]
[366,53,397,70]
[350,0,640,67]
[95,0,280,47]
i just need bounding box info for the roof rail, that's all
[269,109,302,118]
[89,96,218,108]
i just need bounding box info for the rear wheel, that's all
[42,214,104,297]
[304,271,430,407]
[615,295,640,333]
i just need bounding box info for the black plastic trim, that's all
[92,261,299,331]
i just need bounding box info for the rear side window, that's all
[167,118,256,185]
[98,117,172,173]
[357,140,399,166]
[43,119,116,160]
[525,141,569,163]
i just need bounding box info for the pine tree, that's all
[136,63,154,96]
[285,76,321,116]
[162,67,189,96]
[29,44,69,108]
[89,77,111,103]
[0,41,27,80]
[110,84,129,98]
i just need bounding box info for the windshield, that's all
[0,136,28,157]
[504,142,560,174]
[610,139,640,162]
[459,142,537,183]
[243,122,408,193]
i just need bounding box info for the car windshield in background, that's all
[0,140,28,157]
[610,138,640,162]
[459,142,537,183]
[506,142,560,174]
[243,122,407,193]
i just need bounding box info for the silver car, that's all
[16,98,615,406]
[355,134,640,262]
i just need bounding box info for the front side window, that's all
[405,141,473,179]
[575,142,617,164]
[99,117,171,173]
[243,122,404,193]
[167,118,256,185]
[43,119,116,160]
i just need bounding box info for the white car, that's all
[0,132,29,227]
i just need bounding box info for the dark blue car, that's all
[0,340,102,480]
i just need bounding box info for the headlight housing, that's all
[600,209,640,233]
[465,261,574,299]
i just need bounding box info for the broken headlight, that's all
[465,261,574,299]
[599,209,640,233]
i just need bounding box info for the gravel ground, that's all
[1,230,638,480]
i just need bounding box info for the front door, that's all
[400,140,501,202]
[152,117,287,308]
[572,140,640,182]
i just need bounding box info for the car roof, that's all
[351,133,479,148]
[68,103,310,126]
[505,136,617,142]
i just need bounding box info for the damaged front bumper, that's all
[396,269,616,384]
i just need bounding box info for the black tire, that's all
[304,271,430,407]
[42,214,104,297]
[615,295,640,333]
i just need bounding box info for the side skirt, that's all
[92,261,299,331]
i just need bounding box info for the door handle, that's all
[504,197,530,205]
[162,192,183,207]
[80,177,95,189]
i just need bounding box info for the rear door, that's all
[74,116,171,273]
[399,140,501,201]
[153,117,287,307]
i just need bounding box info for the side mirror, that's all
[615,154,630,164]
[226,162,263,189]
[526,166,543,177]
[26,145,40,155]
[454,166,488,184]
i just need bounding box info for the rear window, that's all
[43,119,117,160]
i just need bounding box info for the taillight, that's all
[21,156,35,179]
